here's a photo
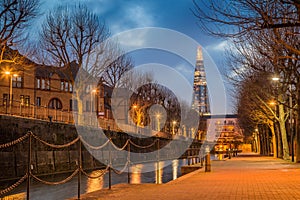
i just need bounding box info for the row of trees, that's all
[193,0,300,161]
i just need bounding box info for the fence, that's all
[0,131,202,200]
[0,98,124,132]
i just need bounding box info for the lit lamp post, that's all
[172,120,176,135]
[4,71,18,114]
[269,100,277,158]
[132,105,138,133]
[91,89,96,113]
[272,76,294,161]
[90,89,96,125]
[156,114,160,131]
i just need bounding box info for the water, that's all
[1,159,188,200]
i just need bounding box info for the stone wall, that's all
[0,115,200,181]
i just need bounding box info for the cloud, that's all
[173,62,194,84]
[205,40,229,52]
[109,5,154,34]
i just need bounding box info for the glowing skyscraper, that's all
[193,46,210,115]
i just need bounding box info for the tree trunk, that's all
[278,102,290,160]
[296,88,300,162]
[268,120,277,158]
[275,122,283,158]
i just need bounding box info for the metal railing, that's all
[0,131,202,199]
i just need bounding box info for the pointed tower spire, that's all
[193,46,210,115]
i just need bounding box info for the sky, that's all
[37,0,233,114]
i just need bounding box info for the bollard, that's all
[205,153,211,172]
[205,146,211,172]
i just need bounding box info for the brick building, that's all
[0,49,114,127]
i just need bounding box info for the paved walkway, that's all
[71,154,300,200]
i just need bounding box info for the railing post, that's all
[27,132,32,200]
[77,139,82,200]
[156,138,160,184]
[127,143,130,184]
[108,136,112,190]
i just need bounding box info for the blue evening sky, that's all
[37,0,233,114]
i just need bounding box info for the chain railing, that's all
[0,131,202,199]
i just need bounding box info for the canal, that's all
[2,159,188,200]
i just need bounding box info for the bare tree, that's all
[39,4,109,68]
[0,0,39,64]
[192,0,300,55]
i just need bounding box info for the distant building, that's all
[192,46,210,115]
[205,114,244,151]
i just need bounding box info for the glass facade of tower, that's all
[193,47,210,114]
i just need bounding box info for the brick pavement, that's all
[71,154,300,200]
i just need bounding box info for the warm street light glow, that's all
[3,71,18,115]
[91,89,96,93]
[172,120,177,135]
[272,77,280,81]
[156,113,161,131]
[269,101,276,106]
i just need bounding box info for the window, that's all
[60,81,64,91]
[36,77,50,90]
[60,80,73,92]
[72,99,78,111]
[65,82,69,92]
[36,78,40,89]
[25,96,30,106]
[20,95,24,105]
[86,101,90,112]
[36,97,41,107]
[69,83,73,92]
[69,99,72,111]
[48,98,62,109]
[12,76,23,88]
[3,94,8,106]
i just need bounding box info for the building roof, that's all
[35,61,79,80]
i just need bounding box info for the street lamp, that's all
[156,114,160,131]
[91,89,96,113]
[4,71,18,114]
[272,76,294,161]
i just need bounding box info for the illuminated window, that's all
[12,76,23,88]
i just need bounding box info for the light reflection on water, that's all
[172,160,179,180]
[86,170,104,193]
[131,164,143,184]
[1,159,187,200]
